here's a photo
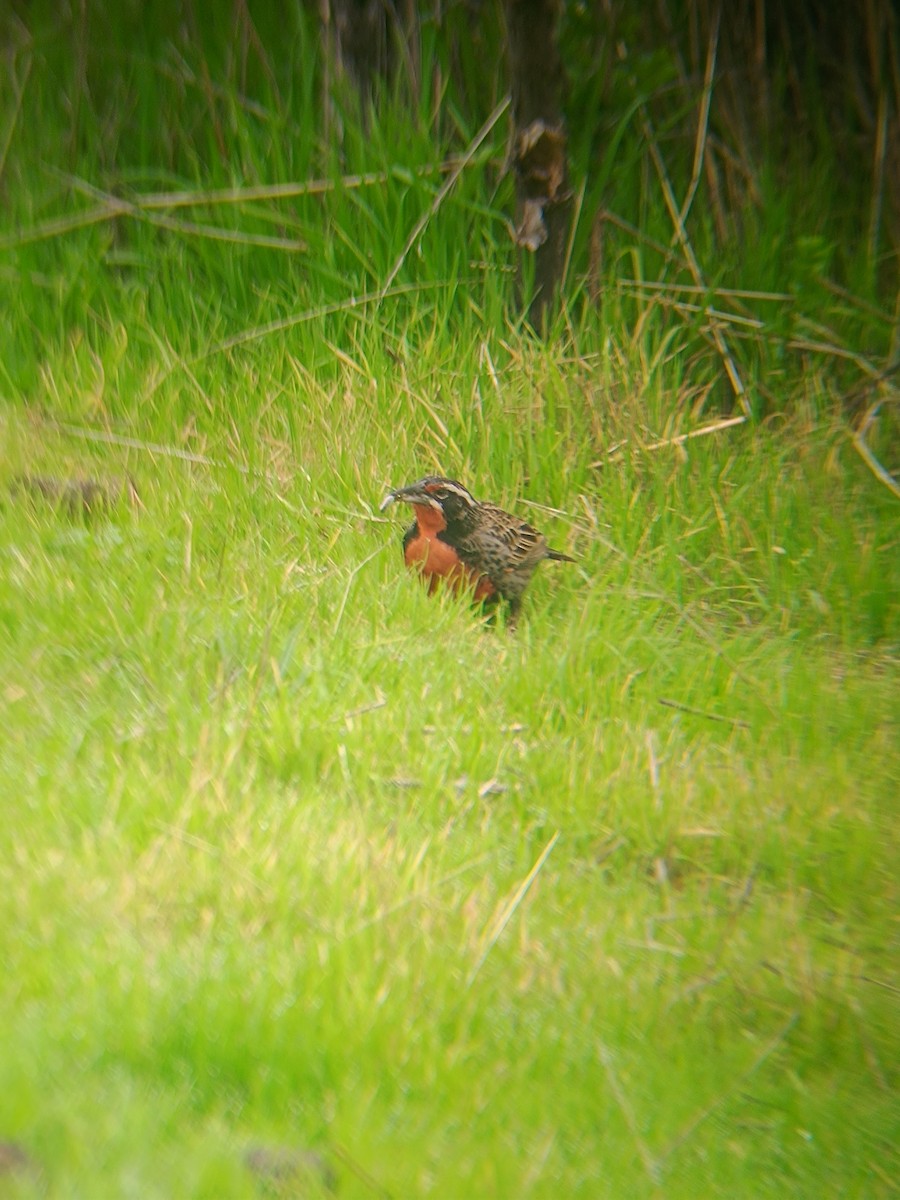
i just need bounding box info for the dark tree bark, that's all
[325,0,395,101]
[320,0,573,326]
[321,0,419,119]
[504,0,571,330]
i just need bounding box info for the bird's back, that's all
[450,503,555,602]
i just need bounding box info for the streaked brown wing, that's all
[479,503,546,564]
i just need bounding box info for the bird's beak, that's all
[379,483,430,512]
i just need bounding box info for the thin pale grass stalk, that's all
[47,421,256,472]
[150,821,265,894]
[479,340,503,401]
[619,279,792,302]
[314,499,390,526]
[852,398,900,499]
[331,1143,393,1200]
[218,611,289,776]
[467,830,559,986]
[1,160,491,251]
[703,132,729,243]
[379,96,509,299]
[561,175,586,294]
[344,854,491,938]
[679,5,720,227]
[201,281,460,359]
[332,547,386,637]
[516,498,579,520]
[864,0,898,271]
[598,208,684,268]
[598,1043,661,1186]
[638,107,750,416]
[0,204,112,250]
[659,1014,799,1164]
[594,414,747,465]
[49,419,322,499]
[396,358,451,442]
[158,47,287,128]
[682,868,758,990]
[820,277,896,325]
[324,338,371,378]
[851,974,900,997]
[145,328,216,415]
[617,289,765,329]
[868,87,889,267]
[133,161,477,210]
[791,319,900,392]
[689,305,762,331]
[658,697,749,728]
[319,1,335,144]
[868,1162,900,1193]
[706,132,763,207]
[231,0,283,109]
[53,173,309,251]
[0,53,30,187]
[587,206,604,303]
[787,336,885,380]
[620,586,767,707]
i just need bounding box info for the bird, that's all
[379,475,574,626]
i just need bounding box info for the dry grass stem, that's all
[787,337,885,380]
[379,97,509,300]
[639,108,750,416]
[596,415,747,465]
[868,88,889,267]
[47,421,258,473]
[597,209,684,268]
[55,172,309,251]
[467,831,559,986]
[2,160,492,251]
[622,292,764,329]
[598,1043,661,1185]
[618,279,792,302]
[659,697,750,728]
[660,1014,799,1163]
[852,399,900,499]
[0,54,30,187]
[679,7,720,227]
[332,547,386,637]
[203,282,456,358]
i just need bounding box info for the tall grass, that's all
[1,2,897,1197]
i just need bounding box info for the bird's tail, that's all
[546,548,576,563]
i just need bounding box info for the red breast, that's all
[404,505,496,601]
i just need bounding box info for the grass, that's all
[1,3,898,1197]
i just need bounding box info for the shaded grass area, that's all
[2,2,899,1196]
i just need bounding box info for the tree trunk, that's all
[505,0,571,330]
[326,0,394,102]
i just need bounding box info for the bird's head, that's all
[379,476,478,525]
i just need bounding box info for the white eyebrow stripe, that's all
[433,482,476,503]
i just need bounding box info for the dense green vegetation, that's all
[1,3,897,1196]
